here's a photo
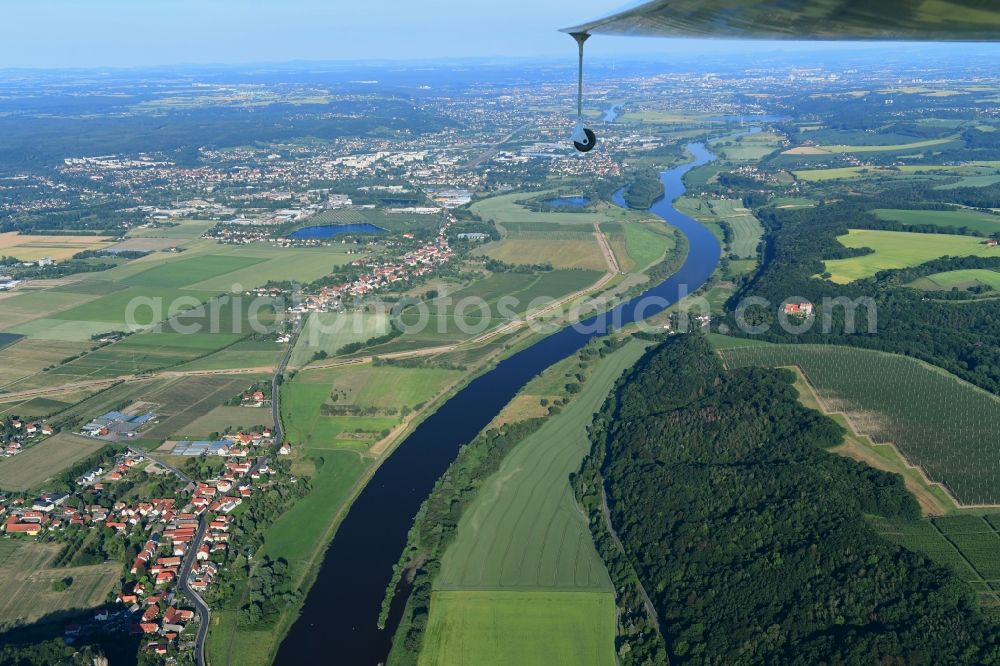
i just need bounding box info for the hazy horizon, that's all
[5,0,1000,71]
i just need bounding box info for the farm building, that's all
[80,410,155,440]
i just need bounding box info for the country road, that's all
[0,365,279,402]
[600,485,661,635]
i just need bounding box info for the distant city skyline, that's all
[0,0,982,70]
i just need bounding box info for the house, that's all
[155,570,176,585]
[987,239,999,247]
[783,301,814,316]
[3,518,41,535]
[278,443,292,455]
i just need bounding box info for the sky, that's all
[0,0,909,70]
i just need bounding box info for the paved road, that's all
[187,319,299,666]
[270,318,302,446]
[128,445,194,485]
[176,519,211,666]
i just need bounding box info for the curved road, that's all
[185,318,302,666]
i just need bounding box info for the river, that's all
[275,142,722,665]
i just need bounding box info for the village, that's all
[283,223,456,314]
[0,416,56,458]
[0,394,292,659]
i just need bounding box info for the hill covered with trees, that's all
[577,335,1000,664]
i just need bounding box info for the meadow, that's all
[125,219,216,240]
[0,433,106,491]
[288,312,391,368]
[0,542,120,629]
[822,137,960,153]
[478,236,606,271]
[0,339,94,389]
[206,448,371,666]
[399,269,602,338]
[281,364,461,452]
[822,229,999,283]
[122,254,266,288]
[908,268,1000,291]
[873,208,1000,234]
[676,197,762,260]
[721,344,1000,505]
[710,131,783,161]
[621,221,675,270]
[174,338,283,372]
[177,405,274,438]
[435,341,647,590]
[418,591,616,666]
[471,190,645,229]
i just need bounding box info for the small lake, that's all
[289,223,386,239]
[541,196,592,209]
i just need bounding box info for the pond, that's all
[288,223,386,239]
[540,196,592,209]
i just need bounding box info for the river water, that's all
[275,142,722,665]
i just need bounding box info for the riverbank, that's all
[385,337,649,666]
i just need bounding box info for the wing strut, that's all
[570,32,597,153]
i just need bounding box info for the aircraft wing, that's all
[562,0,1000,41]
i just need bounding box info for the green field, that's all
[402,270,602,337]
[126,219,216,240]
[281,364,460,452]
[418,591,617,666]
[710,131,783,161]
[794,162,1000,183]
[721,344,1000,504]
[174,405,274,438]
[727,214,764,258]
[874,208,1000,234]
[288,312,391,368]
[123,255,266,288]
[187,247,355,290]
[822,229,999,283]
[48,286,204,325]
[908,268,1000,291]
[479,237,606,271]
[676,197,762,260]
[436,341,647,590]
[935,174,1000,189]
[173,338,283,371]
[208,450,370,666]
[472,190,645,229]
[622,221,674,269]
[822,136,960,153]
[0,433,106,491]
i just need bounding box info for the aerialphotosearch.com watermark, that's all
[121,283,878,347]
